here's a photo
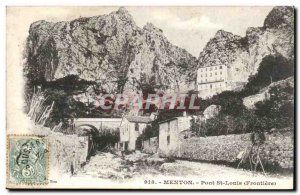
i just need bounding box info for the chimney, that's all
[150,113,156,120]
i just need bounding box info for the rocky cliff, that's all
[24,7,197,95]
[243,76,294,109]
[24,6,294,101]
[198,6,294,85]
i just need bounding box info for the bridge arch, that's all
[75,124,99,136]
[75,124,99,159]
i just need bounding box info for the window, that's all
[215,66,217,70]
[210,84,212,89]
[220,66,222,69]
[135,123,139,131]
[215,72,217,75]
[167,135,170,145]
[220,72,222,75]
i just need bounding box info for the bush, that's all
[241,54,294,96]
[255,84,294,129]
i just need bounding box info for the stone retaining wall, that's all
[260,130,294,169]
[49,133,89,175]
[31,125,89,175]
[177,133,252,162]
[159,130,294,170]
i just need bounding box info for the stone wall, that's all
[48,133,89,175]
[259,130,294,169]
[159,130,294,170]
[31,124,89,175]
[143,137,158,154]
[177,133,252,162]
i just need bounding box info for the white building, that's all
[158,116,192,156]
[119,115,154,152]
[197,65,228,99]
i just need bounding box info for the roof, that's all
[126,116,153,123]
[73,118,122,122]
[158,116,192,124]
[157,117,178,124]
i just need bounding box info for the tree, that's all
[255,84,294,129]
[241,54,294,96]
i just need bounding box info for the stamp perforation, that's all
[6,134,50,187]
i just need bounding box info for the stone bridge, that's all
[73,118,126,133]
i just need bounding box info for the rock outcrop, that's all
[24,6,294,108]
[243,76,294,109]
[203,105,221,119]
[24,7,197,95]
[198,6,294,86]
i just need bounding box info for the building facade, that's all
[119,116,153,151]
[197,65,228,99]
[158,116,192,155]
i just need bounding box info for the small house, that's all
[158,116,192,155]
[119,115,155,152]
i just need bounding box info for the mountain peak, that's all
[116,7,129,15]
[112,6,134,22]
[143,22,163,35]
[264,6,294,29]
[214,30,240,40]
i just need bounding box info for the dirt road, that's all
[71,152,293,189]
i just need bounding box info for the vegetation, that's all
[25,75,115,129]
[26,87,54,126]
[192,54,294,137]
[241,54,294,96]
[95,128,119,151]
[24,52,294,137]
[141,54,294,138]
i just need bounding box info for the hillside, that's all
[198,6,294,86]
[24,7,197,95]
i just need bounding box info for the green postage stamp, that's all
[8,135,48,185]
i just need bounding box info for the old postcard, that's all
[6,6,294,189]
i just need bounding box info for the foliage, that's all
[193,54,294,137]
[201,91,246,116]
[192,107,289,137]
[142,123,159,140]
[199,116,227,136]
[92,128,119,151]
[25,75,115,128]
[255,84,294,129]
[241,54,294,96]
[26,87,54,126]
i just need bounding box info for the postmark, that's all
[7,135,48,185]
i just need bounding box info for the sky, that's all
[7,6,273,57]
